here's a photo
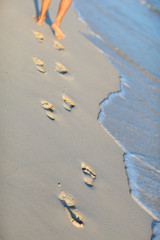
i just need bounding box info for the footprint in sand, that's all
[53,39,65,50]
[33,31,44,43]
[40,100,55,120]
[59,190,84,229]
[32,57,44,66]
[62,94,75,112]
[36,66,46,74]
[45,111,55,120]
[81,162,96,187]
[55,62,74,80]
[55,62,68,75]
[32,57,46,74]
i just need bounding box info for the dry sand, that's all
[0,0,152,239]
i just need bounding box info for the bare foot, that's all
[35,15,45,25]
[52,22,65,40]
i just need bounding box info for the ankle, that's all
[52,19,61,27]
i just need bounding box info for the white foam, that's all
[152,221,160,240]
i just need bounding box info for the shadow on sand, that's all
[33,0,55,36]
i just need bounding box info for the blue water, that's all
[73,0,160,238]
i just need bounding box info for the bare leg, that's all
[36,0,51,25]
[52,0,72,39]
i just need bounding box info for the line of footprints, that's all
[58,162,96,229]
[33,31,96,228]
[40,94,75,120]
[33,31,74,120]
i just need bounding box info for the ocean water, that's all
[73,0,160,238]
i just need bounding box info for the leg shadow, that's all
[33,0,55,36]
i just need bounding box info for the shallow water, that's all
[73,0,160,237]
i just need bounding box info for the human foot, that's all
[52,22,65,39]
[36,15,45,25]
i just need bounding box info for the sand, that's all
[0,0,152,239]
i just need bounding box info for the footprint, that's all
[63,103,71,112]
[59,190,84,229]
[40,100,55,120]
[83,175,94,187]
[33,31,44,43]
[41,100,54,111]
[55,62,68,75]
[59,191,75,207]
[46,111,55,120]
[62,94,75,111]
[53,40,65,50]
[32,57,44,66]
[36,66,46,74]
[81,162,96,187]
[32,58,46,74]
[81,162,96,178]
[64,207,84,229]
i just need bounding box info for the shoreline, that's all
[73,1,160,228]
[0,0,152,239]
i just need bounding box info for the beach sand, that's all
[0,0,152,239]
